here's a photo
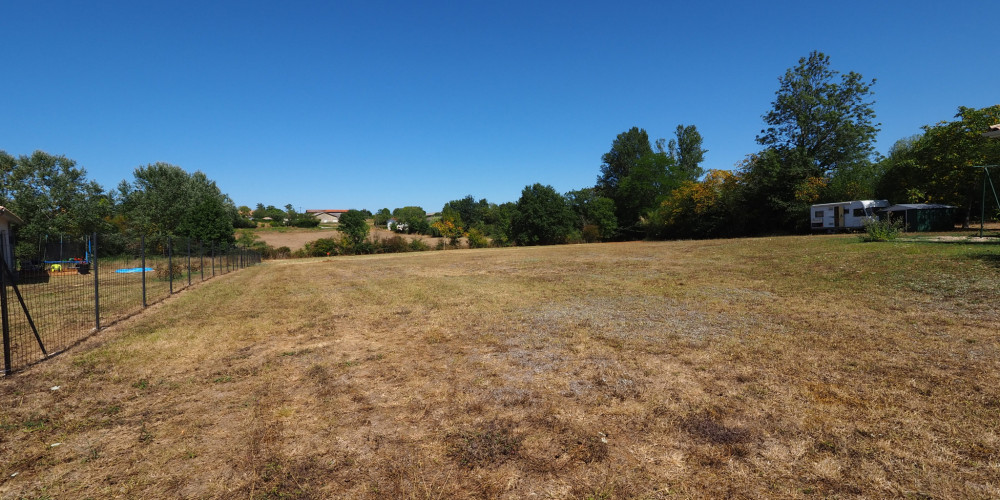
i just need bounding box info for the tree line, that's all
[381,50,997,245]
[4,50,996,259]
[0,156,249,260]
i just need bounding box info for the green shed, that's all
[878,204,956,232]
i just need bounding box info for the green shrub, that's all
[304,237,340,256]
[381,235,410,253]
[409,239,431,252]
[291,217,319,228]
[154,262,184,280]
[466,228,489,249]
[860,217,904,242]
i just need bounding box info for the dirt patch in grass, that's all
[1,236,999,498]
[250,228,340,250]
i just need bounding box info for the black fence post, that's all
[168,237,174,294]
[141,235,147,308]
[1,244,11,376]
[93,233,100,331]
[199,241,204,282]
[211,243,215,277]
[187,238,192,287]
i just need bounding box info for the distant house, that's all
[878,204,957,232]
[0,206,23,272]
[386,218,408,232]
[306,209,349,224]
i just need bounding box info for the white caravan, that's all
[810,200,890,231]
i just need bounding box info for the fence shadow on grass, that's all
[968,249,1000,270]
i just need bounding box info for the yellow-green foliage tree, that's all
[432,213,465,247]
[646,169,742,239]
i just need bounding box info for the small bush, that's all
[155,262,184,280]
[582,224,601,243]
[409,239,431,252]
[860,217,904,242]
[291,217,319,228]
[382,235,410,253]
[466,228,489,249]
[303,237,340,257]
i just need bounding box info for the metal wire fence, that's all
[1,233,261,375]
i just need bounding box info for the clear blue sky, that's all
[2,1,997,212]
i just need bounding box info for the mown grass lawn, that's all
[1,235,998,498]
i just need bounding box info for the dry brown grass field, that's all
[1,235,998,498]
[253,227,446,252]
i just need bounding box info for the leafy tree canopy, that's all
[668,124,707,180]
[442,195,490,231]
[391,206,429,234]
[597,127,653,196]
[118,162,237,242]
[757,50,879,177]
[1,151,111,257]
[596,126,707,236]
[511,184,576,246]
[338,209,369,247]
[374,208,391,227]
[877,105,1000,224]
[565,188,617,241]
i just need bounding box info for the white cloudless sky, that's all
[2,1,997,212]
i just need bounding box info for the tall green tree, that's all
[566,188,617,241]
[597,126,707,236]
[482,201,516,246]
[597,127,653,197]
[391,206,429,234]
[374,208,392,227]
[668,124,707,180]
[742,51,880,232]
[118,163,237,242]
[338,209,369,248]
[0,151,15,205]
[614,152,680,233]
[442,195,490,231]
[511,184,576,246]
[2,151,111,258]
[175,172,237,242]
[756,50,879,176]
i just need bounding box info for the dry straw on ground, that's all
[1,235,998,498]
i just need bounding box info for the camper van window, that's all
[853,208,866,217]
[814,211,823,218]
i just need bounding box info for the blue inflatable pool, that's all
[115,267,154,274]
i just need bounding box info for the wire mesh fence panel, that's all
[4,234,94,370]
[2,233,261,375]
[144,235,175,307]
[96,235,147,327]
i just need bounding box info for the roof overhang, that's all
[0,206,23,225]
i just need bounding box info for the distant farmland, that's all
[1,235,997,498]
